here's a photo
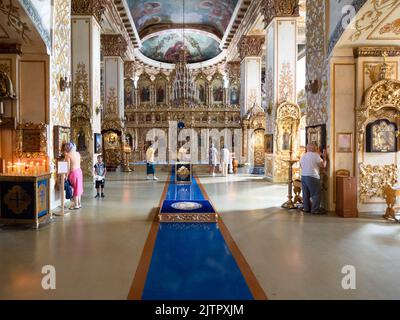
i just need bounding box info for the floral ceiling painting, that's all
[127,0,238,37]
[140,30,221,63]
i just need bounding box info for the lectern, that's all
[336,175,358,218]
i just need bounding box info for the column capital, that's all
[71,0,106,23]
[262,0,299,28]
[124,61,136,78]
[239,36,265,61]
[101,34,127,58]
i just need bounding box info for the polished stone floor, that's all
[1,171,400,299]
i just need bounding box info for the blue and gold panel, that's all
[161,200,215,214]
[37,179,48,218]
[1,182,35,220]
[175,163,192,184]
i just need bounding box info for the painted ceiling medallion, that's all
[126,0,238,36]
[140,30,221,63]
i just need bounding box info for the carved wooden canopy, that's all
[366,79,400,112]
[356,79,400,152]
[276,101,301,121]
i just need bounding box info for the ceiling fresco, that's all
[140,30,221,63]
[126,0,238,37]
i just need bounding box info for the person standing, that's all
[299,144,327,214]
[220,145,230,177]
[94,155,107,198]
[146,143,158,180]
[209,143,218,176]
[65,142,83,210]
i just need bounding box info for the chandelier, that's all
[172,0,196,106]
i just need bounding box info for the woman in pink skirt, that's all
[65,142,83,210]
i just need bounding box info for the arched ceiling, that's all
[333,0,400,52]
[0,0,49,54]
[125,0,239,64]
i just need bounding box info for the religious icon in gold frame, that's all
[265,134,274,154]
[54,126,70,159]
[16,123,48,158]
[306,124,326,153]
[366,119,397,153]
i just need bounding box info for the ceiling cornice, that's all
[112,0,140,55]
[226,0,262,61]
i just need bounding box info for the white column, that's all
[71,13,102,176]
[239,36,264,117]
[264,12,298,182]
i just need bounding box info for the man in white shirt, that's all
[220,145,230,177]
[146,143,158,180]
[299,144,327,214]
[209,143,218,176]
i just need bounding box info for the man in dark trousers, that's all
[299,144,327,214]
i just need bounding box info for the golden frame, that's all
[336,132,353,153]
[16,122,48,159]
[54,126,70,159]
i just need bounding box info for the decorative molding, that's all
[103,88,124,132]
[278,62,295,103]
[105,87,118,114]
[0,1,31,44]
[51,0,71,128]
[0,43,22,55]
[359,164,397,201]
[354,46,400,57]
[71,0,106,23]
[124,61,136,78]
[365,63,395,84]
[0,63,10,75]
[226,61,240,83]
[71,103,91,121]
[276,101,301,120]
[262,0,300,28]
[101,34,127,57]
[239,36,265,60]
[159,213,218,223]
[366,79,400,111]
[379,18,400,35]
[73,63,89,105]
[349,0,399,42]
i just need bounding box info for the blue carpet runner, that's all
[141,170,254,300]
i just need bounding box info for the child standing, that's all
[94,155,107,198]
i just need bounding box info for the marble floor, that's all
[1,171,400,300]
